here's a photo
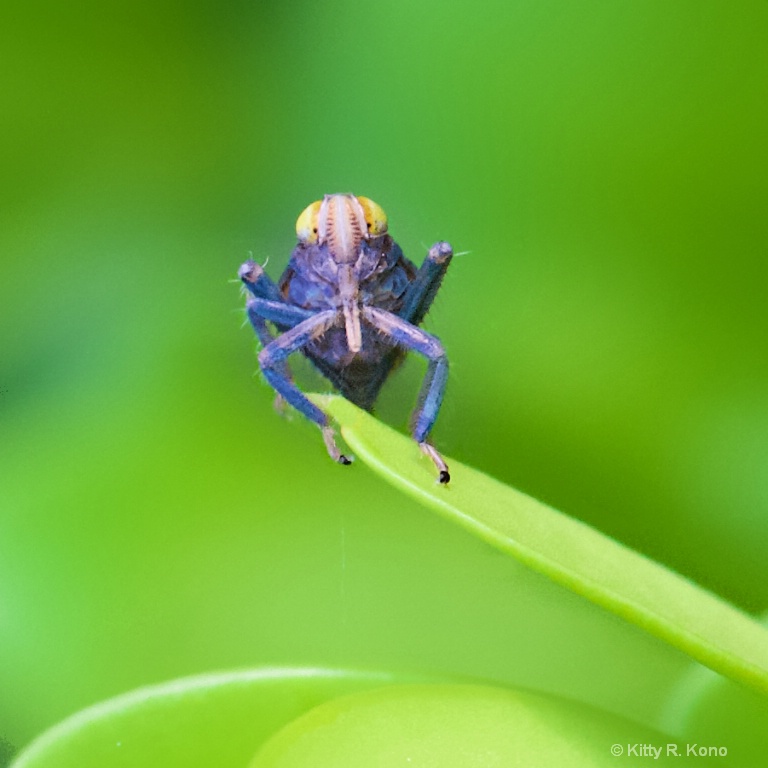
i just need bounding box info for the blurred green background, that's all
[2,0,767,752]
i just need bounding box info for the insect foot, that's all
[240,193,453,484]
[322,425,352,466]
[238,259,263,283]
[429,241,453,264]
[420,442,450,484]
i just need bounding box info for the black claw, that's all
[339,455,352,466]
[439,470,450,484]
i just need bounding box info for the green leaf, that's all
[10,668,429,768]
[13,674,692,768]
[318,394,768,698]
[660,614,768,764]
[665,665,768,764]
[250,683,682,767]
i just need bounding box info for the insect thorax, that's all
[279,237,416,313]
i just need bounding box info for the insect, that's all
[239,193,453,483]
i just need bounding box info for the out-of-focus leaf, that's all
[10,668,426,768]
[249,683,682,767]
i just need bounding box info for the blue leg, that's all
[258,310,351,465]
[361,306,450,483]
[241,260,308,344]
[356,241,453,410]
[399,241,453,325]
[281,242,453,412]
[246,297,314,333]
[239,259,284,303]
[241,260,314,410]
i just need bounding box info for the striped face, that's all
[295,194,388,264]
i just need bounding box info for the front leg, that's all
[258,310,351,465]
[246,297,315,336]
[241,259,313,341]
[354,241,454,410]
[399,241,453,325]
[361,306,450,484]
[241,259,313,410]
[239,259,284,304]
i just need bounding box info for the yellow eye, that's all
[356,196,388,236]
[296,200,322,244]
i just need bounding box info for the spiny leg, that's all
[241,259,312,411]
[245,297,314,347]
[361,306,450,484]
[245,297,318,413]
[239,259,284,304]
[358,241,454,410]
[244,292,367,415]
[246,296,315,331]
[258,310,351,465]
[399,241,453,326]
